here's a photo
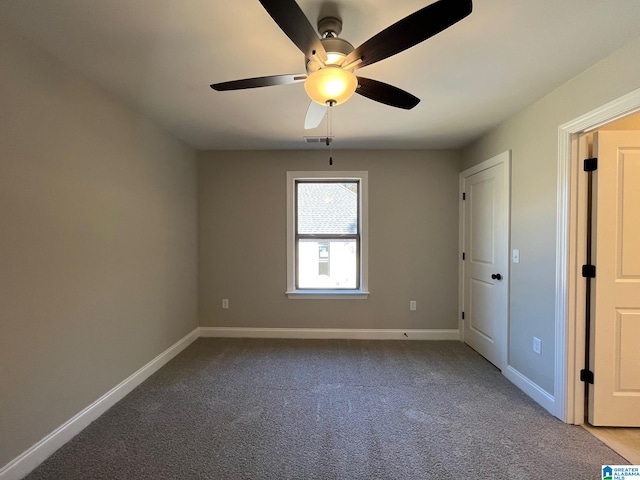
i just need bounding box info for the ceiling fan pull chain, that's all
[326,101,334,166]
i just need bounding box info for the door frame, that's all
[458,151,511,371]
[555,86,640,423]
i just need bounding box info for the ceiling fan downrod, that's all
[318,17,342,38]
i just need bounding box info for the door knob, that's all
[491,273,502,280]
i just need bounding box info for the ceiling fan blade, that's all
[257,0,327,61]
[356,77,420,109]
[211,74,307,91]
[344,0,472,70]
[304,101,327,129]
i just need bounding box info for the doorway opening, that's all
[556,87,640,426]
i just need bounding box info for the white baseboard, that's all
[0,328,199,480]
[199,327,460,341]
[503,365,555,415]
[0,326,459,479]
[4,325,561,480]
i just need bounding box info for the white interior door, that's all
[461,152,510,370]
[588,130,640,426]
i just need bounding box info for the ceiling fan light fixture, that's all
[304,66,358,106]
[306,36,354,72]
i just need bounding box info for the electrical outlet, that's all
[222,299,229,309]
[533,337,542,355]
[410,301,417,311]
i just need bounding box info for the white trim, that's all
[459,150,509,177]
[503,365,556,415]
[458,151,511,372]
[285,289,369,299]
[554,123,572,422]
[556,86,640,424]
[458,170,466,343]
[0,329,199,480]
[199,327,460,341]
[286,171,369,298]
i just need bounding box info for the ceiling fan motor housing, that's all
[318,16,342,37]
[306,36,354,73]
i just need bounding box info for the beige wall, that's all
[199,149,461,330]
[0,26,198,466]
[462,35,640,394]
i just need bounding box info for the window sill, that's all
[286,289,370,299]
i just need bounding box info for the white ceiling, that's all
[1,0,639,150]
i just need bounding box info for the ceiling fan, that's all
[211,0,473,130]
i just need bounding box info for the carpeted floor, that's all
[24,339,626,479]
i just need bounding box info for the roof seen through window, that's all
[297,182,357,235]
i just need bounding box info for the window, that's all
[286,171,369,298]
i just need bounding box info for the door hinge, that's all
[580,369,594,384]
[582,264,596,278]
[584,157,598,172]
[462,192,466,200]
[461,312,465,320]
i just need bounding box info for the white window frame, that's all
[286,171,369,299]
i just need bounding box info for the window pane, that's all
[297,182,358,234]
[298,239,357,289]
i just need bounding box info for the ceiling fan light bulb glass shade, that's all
[304,67,357,106]
[326,52,346,65]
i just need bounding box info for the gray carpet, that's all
[24,339,626,479]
